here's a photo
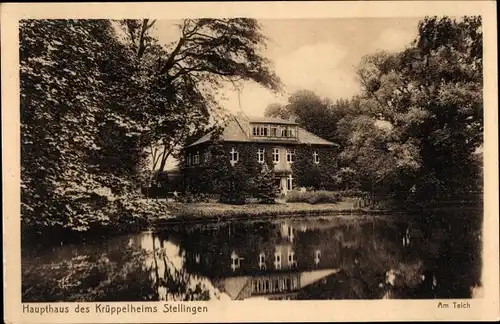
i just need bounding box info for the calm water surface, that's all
[22,209,482,301]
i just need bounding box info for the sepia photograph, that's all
[2,1,499,323]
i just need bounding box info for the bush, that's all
[339,189,370,198]
[285,190,342,204]
[175,192,211,203]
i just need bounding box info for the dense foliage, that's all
[267,16,483,206]
[20,19,280,231]
[285,190,342,204]
[20,20,154,231]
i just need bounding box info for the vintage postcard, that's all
[2,1,499,323]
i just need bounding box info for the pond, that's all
[22,208,483,302]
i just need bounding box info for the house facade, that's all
[183,114,338,194]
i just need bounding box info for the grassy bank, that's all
[151,200,374,224]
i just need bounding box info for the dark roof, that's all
[187,115,337,148]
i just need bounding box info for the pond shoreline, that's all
[21,200,482,246]
[151,200,482,224]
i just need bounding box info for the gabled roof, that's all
[187,115,338,148]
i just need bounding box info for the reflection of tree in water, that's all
[161,213,482,300]
[23,211,482,301]
[298,210,482,299]
[402,209,483,299]
[22,232,221,302]
[22,245,158,302]
[146,233,221,301]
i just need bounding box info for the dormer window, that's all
[281,127,288,137]
[253,126,261,136]
[313,151,319,164]
[271,126,278,137]
[253,125,269,137]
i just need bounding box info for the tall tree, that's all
[254,162,280,203]
[20,20,149,231]
[351,16,483,203]
[118,19,282,185]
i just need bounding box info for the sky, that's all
[152,17,423,117]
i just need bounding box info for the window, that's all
[314,250,321,265]
[230,148,239,163]
[272,148,280,163]
[281,127,288,137]
[286,174,293,190]
[289,127,296,137]
[204,151,211,163]
[286,149,296,163]
[187,153,192,166]
[313,151,319,164]
[257,148,265,163]
[274,252,282,270]
[193,151,200,165]
[259,252,265,264]
[271,126,278,137]
[253,125,269,137]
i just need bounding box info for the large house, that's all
[183,114,338,194]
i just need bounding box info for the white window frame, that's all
[193,151,200,165]
[257,148,265,163]
[187,153,192,166]
[313,150,320,164]
[274,253,282,270]
[286,149,296,163]
[204,151,211,163]
[286,174,293,190]
[272,148,280,163]
[230,148,239,163]
[281,127,288,137]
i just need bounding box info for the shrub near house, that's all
[286,191,342,204]
[181,115,339,204]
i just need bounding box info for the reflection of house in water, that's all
[213,269,337,300]
[274,244,297,270]
[178,220,339,278]
[280,223,295,243]
[206,222,336,300]
[164,220,363,300]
